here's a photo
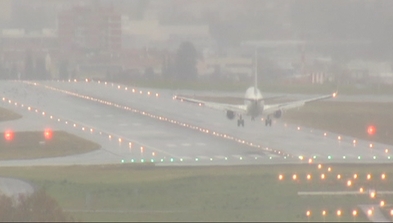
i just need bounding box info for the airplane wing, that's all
[263,92,337,115]
[173,95,248,115]
[222,95,285,102]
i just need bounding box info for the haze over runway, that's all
[0,79,392,167]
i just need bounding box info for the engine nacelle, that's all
[273,109,283,119]
[226,110,235,120]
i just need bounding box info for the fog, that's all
[1,0,393,84]
[1,1,393,222]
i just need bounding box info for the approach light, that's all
[370,190,376,198]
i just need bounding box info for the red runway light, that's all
[367,125,376,135]
[4,130,14,141]
[44,129,53,140]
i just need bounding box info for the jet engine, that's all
[273,109,283,118]
[226,110,235,120]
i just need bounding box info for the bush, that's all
[0,188,74,222]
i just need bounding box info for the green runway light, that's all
[255,157,258,160]
[161,159,164,162]
[141,159,144,163]
[358,156,361,159]
[240,157,243,160]
[210,158,213,161]
[131,159,134,163]
[328,156,332,160]
[284,156,287,159]
[195,158,199,161]
[343,156,346,159]
[373,156,376,159]
[170,158,174,162]
[121,159,125,163]
[313,156,317,159]
[180,158,183,162]
[225,157,228,160]
[150,159,154,163]
[388,156,391,159]
[269,157,272,159]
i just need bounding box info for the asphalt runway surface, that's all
[0,79,392,167]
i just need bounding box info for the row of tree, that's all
[0,188,74,222]
[111,41,199,82]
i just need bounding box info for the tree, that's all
[161,54,174,80]
[35,57,47,80]
[59,60,69,80]
[10,63,18,80]
[0,188,74,222]
[175,41,198,81]
[23,50,34,80]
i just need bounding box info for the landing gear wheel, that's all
[237,118,245,127]
[265,117,272,126]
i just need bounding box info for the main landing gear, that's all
[265,116,272,126]
[237,115,244,127]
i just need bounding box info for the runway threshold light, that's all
[4,130,14,141]
[367,125,376,136]
[44,129,53,140]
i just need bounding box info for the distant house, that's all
[121,17,213,49]
[345,60,393,85]
[198,56,253,81]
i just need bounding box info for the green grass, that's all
[0,164,391,221]
[0,131,100,160]
[0,107,99,159]
[282,101,393,146]
[0,107,22,122]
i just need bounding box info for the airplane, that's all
[173,52,337,127]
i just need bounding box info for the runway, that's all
[0,79,392,167]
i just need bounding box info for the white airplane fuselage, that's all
[244,86,264,119]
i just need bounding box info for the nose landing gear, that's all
[237,115,245,127]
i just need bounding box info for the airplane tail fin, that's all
[254,49,258,95]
